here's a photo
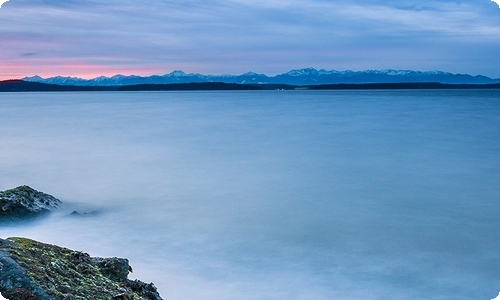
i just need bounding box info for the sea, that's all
[0,90,499,300]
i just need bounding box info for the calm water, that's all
[0,90,499,300]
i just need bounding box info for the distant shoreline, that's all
[1,80,500,92]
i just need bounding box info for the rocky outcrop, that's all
[0,186,61,220]
[0,237,163,300]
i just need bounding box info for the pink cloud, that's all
[0,60,164,80]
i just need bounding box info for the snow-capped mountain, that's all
[23,68,500,86]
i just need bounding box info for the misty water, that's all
[0,90,499,300]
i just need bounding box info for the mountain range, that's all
[23,68,500,86]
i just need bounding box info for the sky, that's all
[0,0,499,80]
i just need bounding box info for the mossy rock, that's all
[0,186,61,220]
[0,237,163,300]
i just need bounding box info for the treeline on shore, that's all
[1,79,500,92]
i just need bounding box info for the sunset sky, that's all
[0,0,499,80]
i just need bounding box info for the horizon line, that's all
[15,67,500,81]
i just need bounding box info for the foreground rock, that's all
[0,237,163,300]
[0,186,61,220]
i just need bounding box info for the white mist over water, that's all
[0,90,499,300]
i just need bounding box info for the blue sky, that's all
[0,0,499,79]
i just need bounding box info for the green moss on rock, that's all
[0,237,163,300]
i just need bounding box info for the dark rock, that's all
[0,186,61,220]
[0,237,163,300]
[69,210,100,217]
[91,257,130,282]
